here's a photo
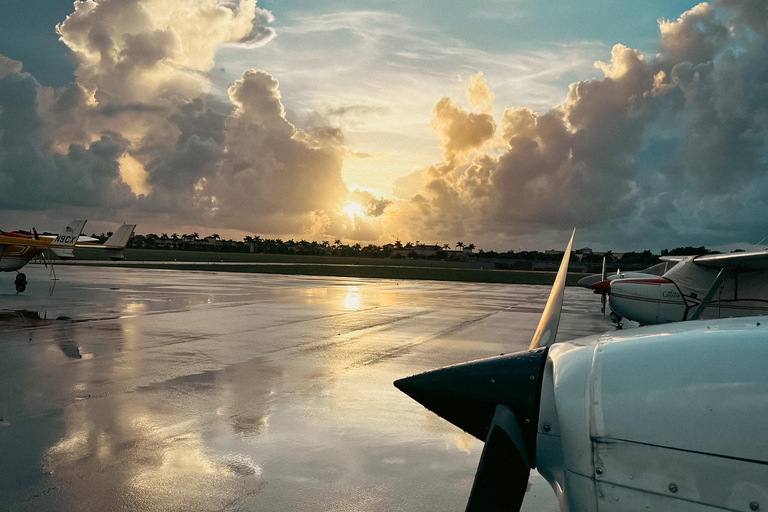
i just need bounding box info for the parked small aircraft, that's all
[0,221,135,292]
[396,232,768,511]
[579,251,768,325]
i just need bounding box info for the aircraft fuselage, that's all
[0,245,45,272]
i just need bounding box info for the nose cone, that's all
[590,279,612,294]
[394,348,548,450]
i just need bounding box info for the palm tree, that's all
[467,243,475,252]
[456,241,464,250]
[442,243,450,250]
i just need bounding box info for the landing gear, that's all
[609,311,623,330]
[14,272,27,293]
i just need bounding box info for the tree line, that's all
[109,232,724,264]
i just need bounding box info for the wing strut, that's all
[688,269,726,321]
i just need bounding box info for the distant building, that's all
[385,243,449,259]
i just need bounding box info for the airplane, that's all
[395,231,768,511]
[579,250,768,325]
[0,221,135,292]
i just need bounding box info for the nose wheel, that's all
[14,272,27,293]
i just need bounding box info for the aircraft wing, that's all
[659,255,686,263]
[663,250,768,271]
[0,234,51,248]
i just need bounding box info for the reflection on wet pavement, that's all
[0,265,614,511]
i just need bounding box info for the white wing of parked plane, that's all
[661,250,768,271]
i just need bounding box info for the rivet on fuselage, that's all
[750,502,759,511]
[668,483,678,493]
[595,467,603,475]
[542,423,551,433]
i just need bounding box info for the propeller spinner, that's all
[394,229,575,511]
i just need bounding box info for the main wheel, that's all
[15,272,26,284]
[15,281,26,293]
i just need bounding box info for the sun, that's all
[342,201,366,223]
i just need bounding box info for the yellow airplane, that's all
[0,220,135,292]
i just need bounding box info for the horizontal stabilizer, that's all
[105,248,126,261]
[51,247,76,260]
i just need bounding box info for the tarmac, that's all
[0,265,617,511]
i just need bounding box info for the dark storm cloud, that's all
[0,60,133,210]
[99,103,168,117]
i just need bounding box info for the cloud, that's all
[465,72,494,114]
[431,97,496,167]
[0,0,388,241]
[4,1,768,251]
[378,1,768,250]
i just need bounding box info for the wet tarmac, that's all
[0,265,618,511]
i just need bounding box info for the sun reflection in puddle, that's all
[121,302,148,317]
[342,287,362,310]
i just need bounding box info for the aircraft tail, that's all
[103,223,136,260]
[50,219,87,260]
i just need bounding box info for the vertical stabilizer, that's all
[50,219,87,260]
[104,223,136,261]
[105,223,136,248]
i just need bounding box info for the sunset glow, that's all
[342,201,366,224]
[1,0,765,251]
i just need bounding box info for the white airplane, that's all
[0,221,135,292]
[579,251,768,325]
[395,231,768,511]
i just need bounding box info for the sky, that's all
[1,0,767,252]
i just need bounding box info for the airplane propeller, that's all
[394,229,575,512]
[600,256,607,316]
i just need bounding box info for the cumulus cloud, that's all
[0,0,396,241]
[3,0,768,250]
[465,72,494,114]
[430,92,496,167]
[382,1,768,250]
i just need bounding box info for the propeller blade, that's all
[465,406,530,512]
[529,229,575,349]
[395,348,548,512]
[601,292,606,316]
[395,230,576,511]
[601,256,607,281]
